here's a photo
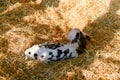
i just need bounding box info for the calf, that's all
[24,28,90,63]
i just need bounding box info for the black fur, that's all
[71,32,80,43]
[34,53,38,59]
[49,52,53,55]
[56,49,62,59]
[63,49,70,58]
[68,52,72,58]
[46,43,61,49]
[41,55,44,58]
[71,32,86,55]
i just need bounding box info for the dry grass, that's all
[0,0,120,80]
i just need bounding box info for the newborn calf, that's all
[24,28,90,63]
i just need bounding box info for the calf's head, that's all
[67,28,90,49]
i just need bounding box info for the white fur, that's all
[67,28,80,42]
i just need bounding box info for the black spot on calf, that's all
[56,49,62,59]
[71,32,80,43]
[47,43,62,49]
[34,53,38,59]
[63,49,69,58]
[48,54,54,60]
[49,52,53,55]
[68,52,72,58]
[41,55,44,58]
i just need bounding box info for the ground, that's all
[0,0,120,80]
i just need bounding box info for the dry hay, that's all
[0,0,120,80]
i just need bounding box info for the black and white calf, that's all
[24,28,90,63]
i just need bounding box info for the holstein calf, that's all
[24,28,90,63]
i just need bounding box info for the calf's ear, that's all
[81,32,91,40]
